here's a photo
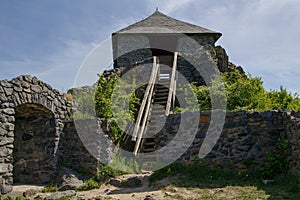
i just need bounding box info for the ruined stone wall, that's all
[59,119,113,175]
[156,110,300,174]
[0,75,71,194]
[1,75,300,195]
[286,112,300,175]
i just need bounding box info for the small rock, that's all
[172,187,178,192]
[23,189,38,197]
[109,178,122,187]
[164,192,173,197]
[58,174,84,191]
[144,195,155,200]
[104,189,111,194]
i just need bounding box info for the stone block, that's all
[0,163,12,174]
[4,123,14,131]
[0,127,8,136]
[0,81,12,88]
[31,85,42,93]
[13,86,23,92]
[3,87,13,96]
[0,94,8,102]
[2,108,15,115]
[0,183,12,194]
[0,115,7,123]
[0,137,14,146]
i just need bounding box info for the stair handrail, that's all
[165,52,178,116]
[133,62,159,155]
[131,57,158,141]
[133,58,159,155]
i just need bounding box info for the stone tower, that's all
[112,10,222,71]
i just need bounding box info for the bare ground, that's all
[2,173,269,200]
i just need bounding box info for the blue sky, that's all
[1,0,300,93]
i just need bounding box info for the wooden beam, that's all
[131,57,158,141]
[165,52,178,116]
[133,60,159,155]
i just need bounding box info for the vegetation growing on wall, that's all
[95,73,139,142]
[93,69,300,142]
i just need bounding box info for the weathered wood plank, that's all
[165,52,178,116]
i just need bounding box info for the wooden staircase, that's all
[141,65,171,153]
[131,53,178,157]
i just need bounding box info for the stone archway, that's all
[0,75,71,194]
[13,103,56,184]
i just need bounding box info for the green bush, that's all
[95,73,140,142]
[70,87,96,119]
[185,69,300,111]
[80,178,101,191]
[96,165,123,180]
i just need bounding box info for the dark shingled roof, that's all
[113,11,222,37]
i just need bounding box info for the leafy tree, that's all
[267,86,300,110]
[186,69,300,111]
[95,73,139,142]
[95,73,119,118]
[222,70,269,111]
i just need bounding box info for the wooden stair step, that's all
[154,96,168,101]
[160,69,171,72]
[143,148,156,152]
[155,88,169,93]
[151,110,165,114]
[143,142,156,146]
[155,92,169,97]
[154,100,167,105]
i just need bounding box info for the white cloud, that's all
[35,40,98,91]
[150,0,300,93]
[0,39,97,92]
[145,0,196,14]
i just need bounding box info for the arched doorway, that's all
[13,103,56,184]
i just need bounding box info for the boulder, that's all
[58,174,84,191]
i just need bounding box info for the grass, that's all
[80,178,101,191]
[78,165,124,191]
[149,162,300,200]
[42,183,58,193]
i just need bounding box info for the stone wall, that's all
[0,75,72,194]
[13,104,56,184]
[155,110,300,174]
[113,34,152,68]
[59,119,113,175]
[113,34,218,70]
[286,112,300,175]
[1,75,300,195]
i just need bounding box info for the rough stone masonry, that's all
[0,75,71,194]
[1,75,300,195]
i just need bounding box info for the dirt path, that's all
[1,173,270,200]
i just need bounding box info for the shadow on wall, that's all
[13,103,56,184]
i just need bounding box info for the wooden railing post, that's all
[133,58,159,155]
[165,52,178,116]
[131,57,158,141]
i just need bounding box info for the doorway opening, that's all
[13,103,56,184]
